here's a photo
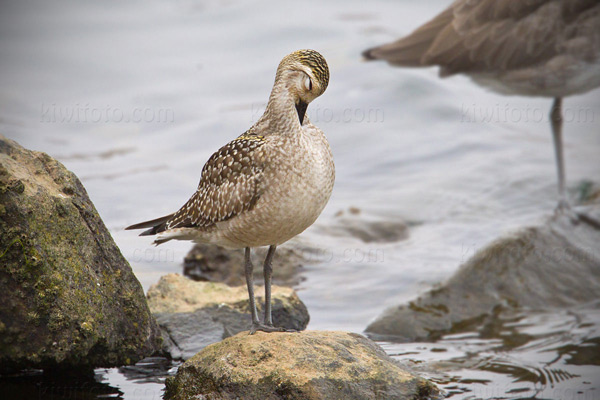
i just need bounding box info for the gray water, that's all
[1,0,599,398]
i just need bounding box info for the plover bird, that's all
[127,49,334,333]
[363,0,600,216]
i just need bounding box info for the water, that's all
[1,0,599,398]
[382,303,600,399]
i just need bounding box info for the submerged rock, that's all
[318,208,409,243]
[184,243,306,287]
[147,274,309,360]
[164,330,439,400]
[183,209,409,288]
[0,135,162,373]
[366,211,600,341]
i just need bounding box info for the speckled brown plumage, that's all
[165,134,267,231]
[126,49,334,249]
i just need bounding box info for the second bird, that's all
[363,0,600,218]
[126,49,334,334]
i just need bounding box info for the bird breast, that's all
[215,124,335,248]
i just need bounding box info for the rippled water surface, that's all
[382,303,600,399]
[1,0,599,398]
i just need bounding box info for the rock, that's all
[0,135,162,373]
[323,217,409,243]
[578,179,600,205]
[184,243,307,287]
[366,211,600,341]
[317,208,409,243]
[147,274,309,360]
[164,330,439,400]
[182,209,410,288]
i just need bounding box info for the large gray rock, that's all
[366,211,600,341]
[164,330,440,400]
[148,274,309,360]
[0,135,162,373]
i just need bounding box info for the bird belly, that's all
[469,57,600,98]
[214,131,334,248]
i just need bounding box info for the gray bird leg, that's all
[244,247,260,326]
[245,246,290,335]
[246,245,295,334]
[551,97,568,211]
[550,98,600,228]
[263,245,277,326]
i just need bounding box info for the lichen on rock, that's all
[0,135,162,373]
[164,330,439,400]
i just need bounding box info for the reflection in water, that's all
[381,302,600,399]
[0,369,121,400]
[118,357,177,384]
[0,358,177,400]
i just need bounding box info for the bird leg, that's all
[263,245,276,326]
[246,245,292,334]
[244,247,260,326]
[550,98,600,229]
[550,97,568,212]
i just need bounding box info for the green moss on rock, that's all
[164,331,440,400]
[0,135,162,373]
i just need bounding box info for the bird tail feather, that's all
[362,7,453,66]
[125,213,174,236]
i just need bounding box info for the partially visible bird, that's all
[126,49,334,333]
[363,0,600,217]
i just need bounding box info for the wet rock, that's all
[323,217,409,243]
[317,208,409,243]
[184,243,307,287]
[0,135,162,373]
[164,330,439,400]
[578,179,600,205]
[366,211,600,341]
[147,274,309,360]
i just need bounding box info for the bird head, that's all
[273,49,330,123]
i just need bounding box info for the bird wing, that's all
[164,134,267,231]
[127,134,267,235]
[365,0,600,76]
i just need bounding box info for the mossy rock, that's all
[164,330,439,400]
[0,135,162,373]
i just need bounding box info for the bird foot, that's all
[553,201,600,230]
[249,323,297,335]
[553,200,579,224]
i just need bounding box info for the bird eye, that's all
[304,76,312,91]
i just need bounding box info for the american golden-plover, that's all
[127,49,334,333]
[363,0,600,220]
